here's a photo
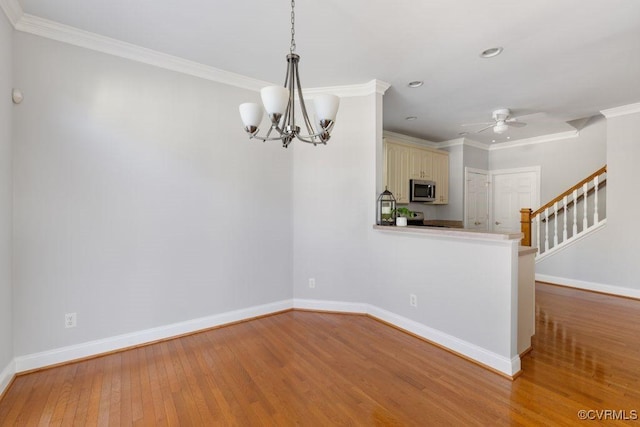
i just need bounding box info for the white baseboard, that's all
[367,305,521,376]
[295,299,519,376]
[13,297,519,378]
[15,299,293,373]
[536,274,640,299]
[293,298,368,314]
[0,358,16,398]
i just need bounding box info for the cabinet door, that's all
[432,152,449,204]
[409,149,433,180]
[384,142,411,204]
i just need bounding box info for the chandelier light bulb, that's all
[260,86,289,122]
[314,94,340,125]
[239,103,263,131]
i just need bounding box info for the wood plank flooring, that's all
[1,282,640,425]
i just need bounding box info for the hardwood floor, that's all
[1,282,640,426]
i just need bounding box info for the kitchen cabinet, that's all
[409,148,433,180]
[432,152,449,204]
[384,141,411,204]
[383,136,449,205]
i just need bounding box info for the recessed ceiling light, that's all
[480,47,503,58]
[408,81,424,88]
[492,139,496,143]
[405,116,418,121]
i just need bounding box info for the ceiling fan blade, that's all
[507,121,527,128]
[461,121,494,127]
[475,124,495,133]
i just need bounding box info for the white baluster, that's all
[583,182,588,231]
[535,215,541,256]
[553,202,558,247]
[593,175,599,223]
[562,195,568,242]
[572,189,578,236]
[544,207,549,252]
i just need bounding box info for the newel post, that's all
[520,208,533,246]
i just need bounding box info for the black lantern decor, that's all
[377,187,397,226]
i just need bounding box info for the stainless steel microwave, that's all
[410,179,436,202]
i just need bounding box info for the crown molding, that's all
[303,79,391,98]
[488,130,579,151]
[15,14,274,92]
[436,137,490,151]
[385,134,490,151]
[462,138,490,150]
[385,129,581,152]
[383,130,437,147]
[0,0,23,27]
[13,13,385,97]
[601,102,640,118]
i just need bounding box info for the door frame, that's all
[489,166,541,232]
[464,167,489,229]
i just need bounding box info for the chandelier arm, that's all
[293,62,318,142]
[250,133,290,142]
[288,58,296,131]
[296,121,334,143]
[295,135,327,145]
[247,124,285,142]
[280,100,292,132]
[265,126,276,138]
[295,128,332,140]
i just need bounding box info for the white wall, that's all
[489,117,607,202]
[11,32,294,356]
[0,10,14,382]
[464,144,489,171]
[537,107,640,294]
[292,94,378,303]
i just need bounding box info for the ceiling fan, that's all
[461,108,527,134]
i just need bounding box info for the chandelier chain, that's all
[290,0,296,53]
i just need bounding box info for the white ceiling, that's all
[16,0,640,144]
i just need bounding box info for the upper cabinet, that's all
[383,136,449,205]
[409,148,433,180]
[431,151,449,205]
[384,141,411,204]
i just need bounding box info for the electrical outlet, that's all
[65,312,77,328]
[309,278,316,289]
[410,294,418,307]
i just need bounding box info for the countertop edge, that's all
[518,246,538,256]
[372,225,522,241]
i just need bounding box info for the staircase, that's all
[520,165,607,260]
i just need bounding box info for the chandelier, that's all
[238,0,340,148]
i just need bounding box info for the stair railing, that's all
[521,165,607,258]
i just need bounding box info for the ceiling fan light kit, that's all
[461,108,527,135]
[238,0,340,148]
[493,123,509,134]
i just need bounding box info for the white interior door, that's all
[465,169,489,230]
[491,168,540,233]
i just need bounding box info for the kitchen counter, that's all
[371,223,531,377]
[423,219,464,228]
[373,224,522,241]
